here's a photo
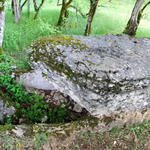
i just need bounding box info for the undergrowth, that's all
[4,0,150,51]
[3,11,61,52]
[3,0,150,67]
[0,54,71,124]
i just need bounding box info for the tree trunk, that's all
[0,0,5,47]
[12,0,28,16]
[13,0,21,22]
[27,0,30,17]
[11,0,15,15]
[57,0,73,26]
[33,0,45,19]
[84,0,99,36]
[57,0,67,26]
[123,0,145,36]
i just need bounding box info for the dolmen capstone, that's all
[19,34,150,117]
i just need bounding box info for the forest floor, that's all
[0,120,150,150]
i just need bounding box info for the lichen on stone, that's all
[30,34,88,52]
[21,34,150,116]
[28,34,90,85]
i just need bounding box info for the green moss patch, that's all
[28,34,91,87]
[30,34,88,50]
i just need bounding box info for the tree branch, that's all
[141,1,150,12]
[21,0,28,10]
[69,5,86,18]
[66,0,73,6]
[57,0,61,6]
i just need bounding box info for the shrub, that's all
[0,54,71,124]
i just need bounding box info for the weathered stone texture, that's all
[19,34,150,116]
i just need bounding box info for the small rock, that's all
[42,116,48,123]
[0,97,15,122]
[73,104,83,113]
[12,127,25,137]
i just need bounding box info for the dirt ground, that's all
[0,121,150,150]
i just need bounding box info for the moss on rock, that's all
[28,34,90,86]
[30,34,88,50]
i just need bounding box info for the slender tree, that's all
[84,0,99,36]
[21,0,28,10]
[123,0,145,36]
[11,0,15,14]
[0,0,5,47]
[13,0,22,22]
[33,0,45,19]
[57,0,73,26]
[57,0,86,26]
[137,1,150,24]
[12,0,28,15]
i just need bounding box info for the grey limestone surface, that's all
[19,34,150,116]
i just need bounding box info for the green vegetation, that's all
[0,0,149,69]
[0,0,150,143]
[3,10,60,52]
[0,54,72,124]
[1,1,148,75]
[0,120,150,149]
[34,132,48,149]
[3,0,150,52]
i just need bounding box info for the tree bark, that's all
[33,0,45,19]
[57,0,73,26]
[13,0,21,22]
[57,0,67,26]
[11,0,15,15]
[84,0,99,36]
[27,0,30,17]
[137,1,150,24]
[0,0,5,47]
[123,0,145,36]
[12,0,28,15]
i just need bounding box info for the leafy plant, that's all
[0,54,71,124]
[110,126,120,136]
[48,103,71,123]
[34,132,48,149]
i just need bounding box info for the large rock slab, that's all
[19,34,150,116]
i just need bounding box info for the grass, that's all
[0,120,150,149]
[3,8,61,66]
[3,0,150,54]
[3,9,60,52]
[3,1,150,45]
